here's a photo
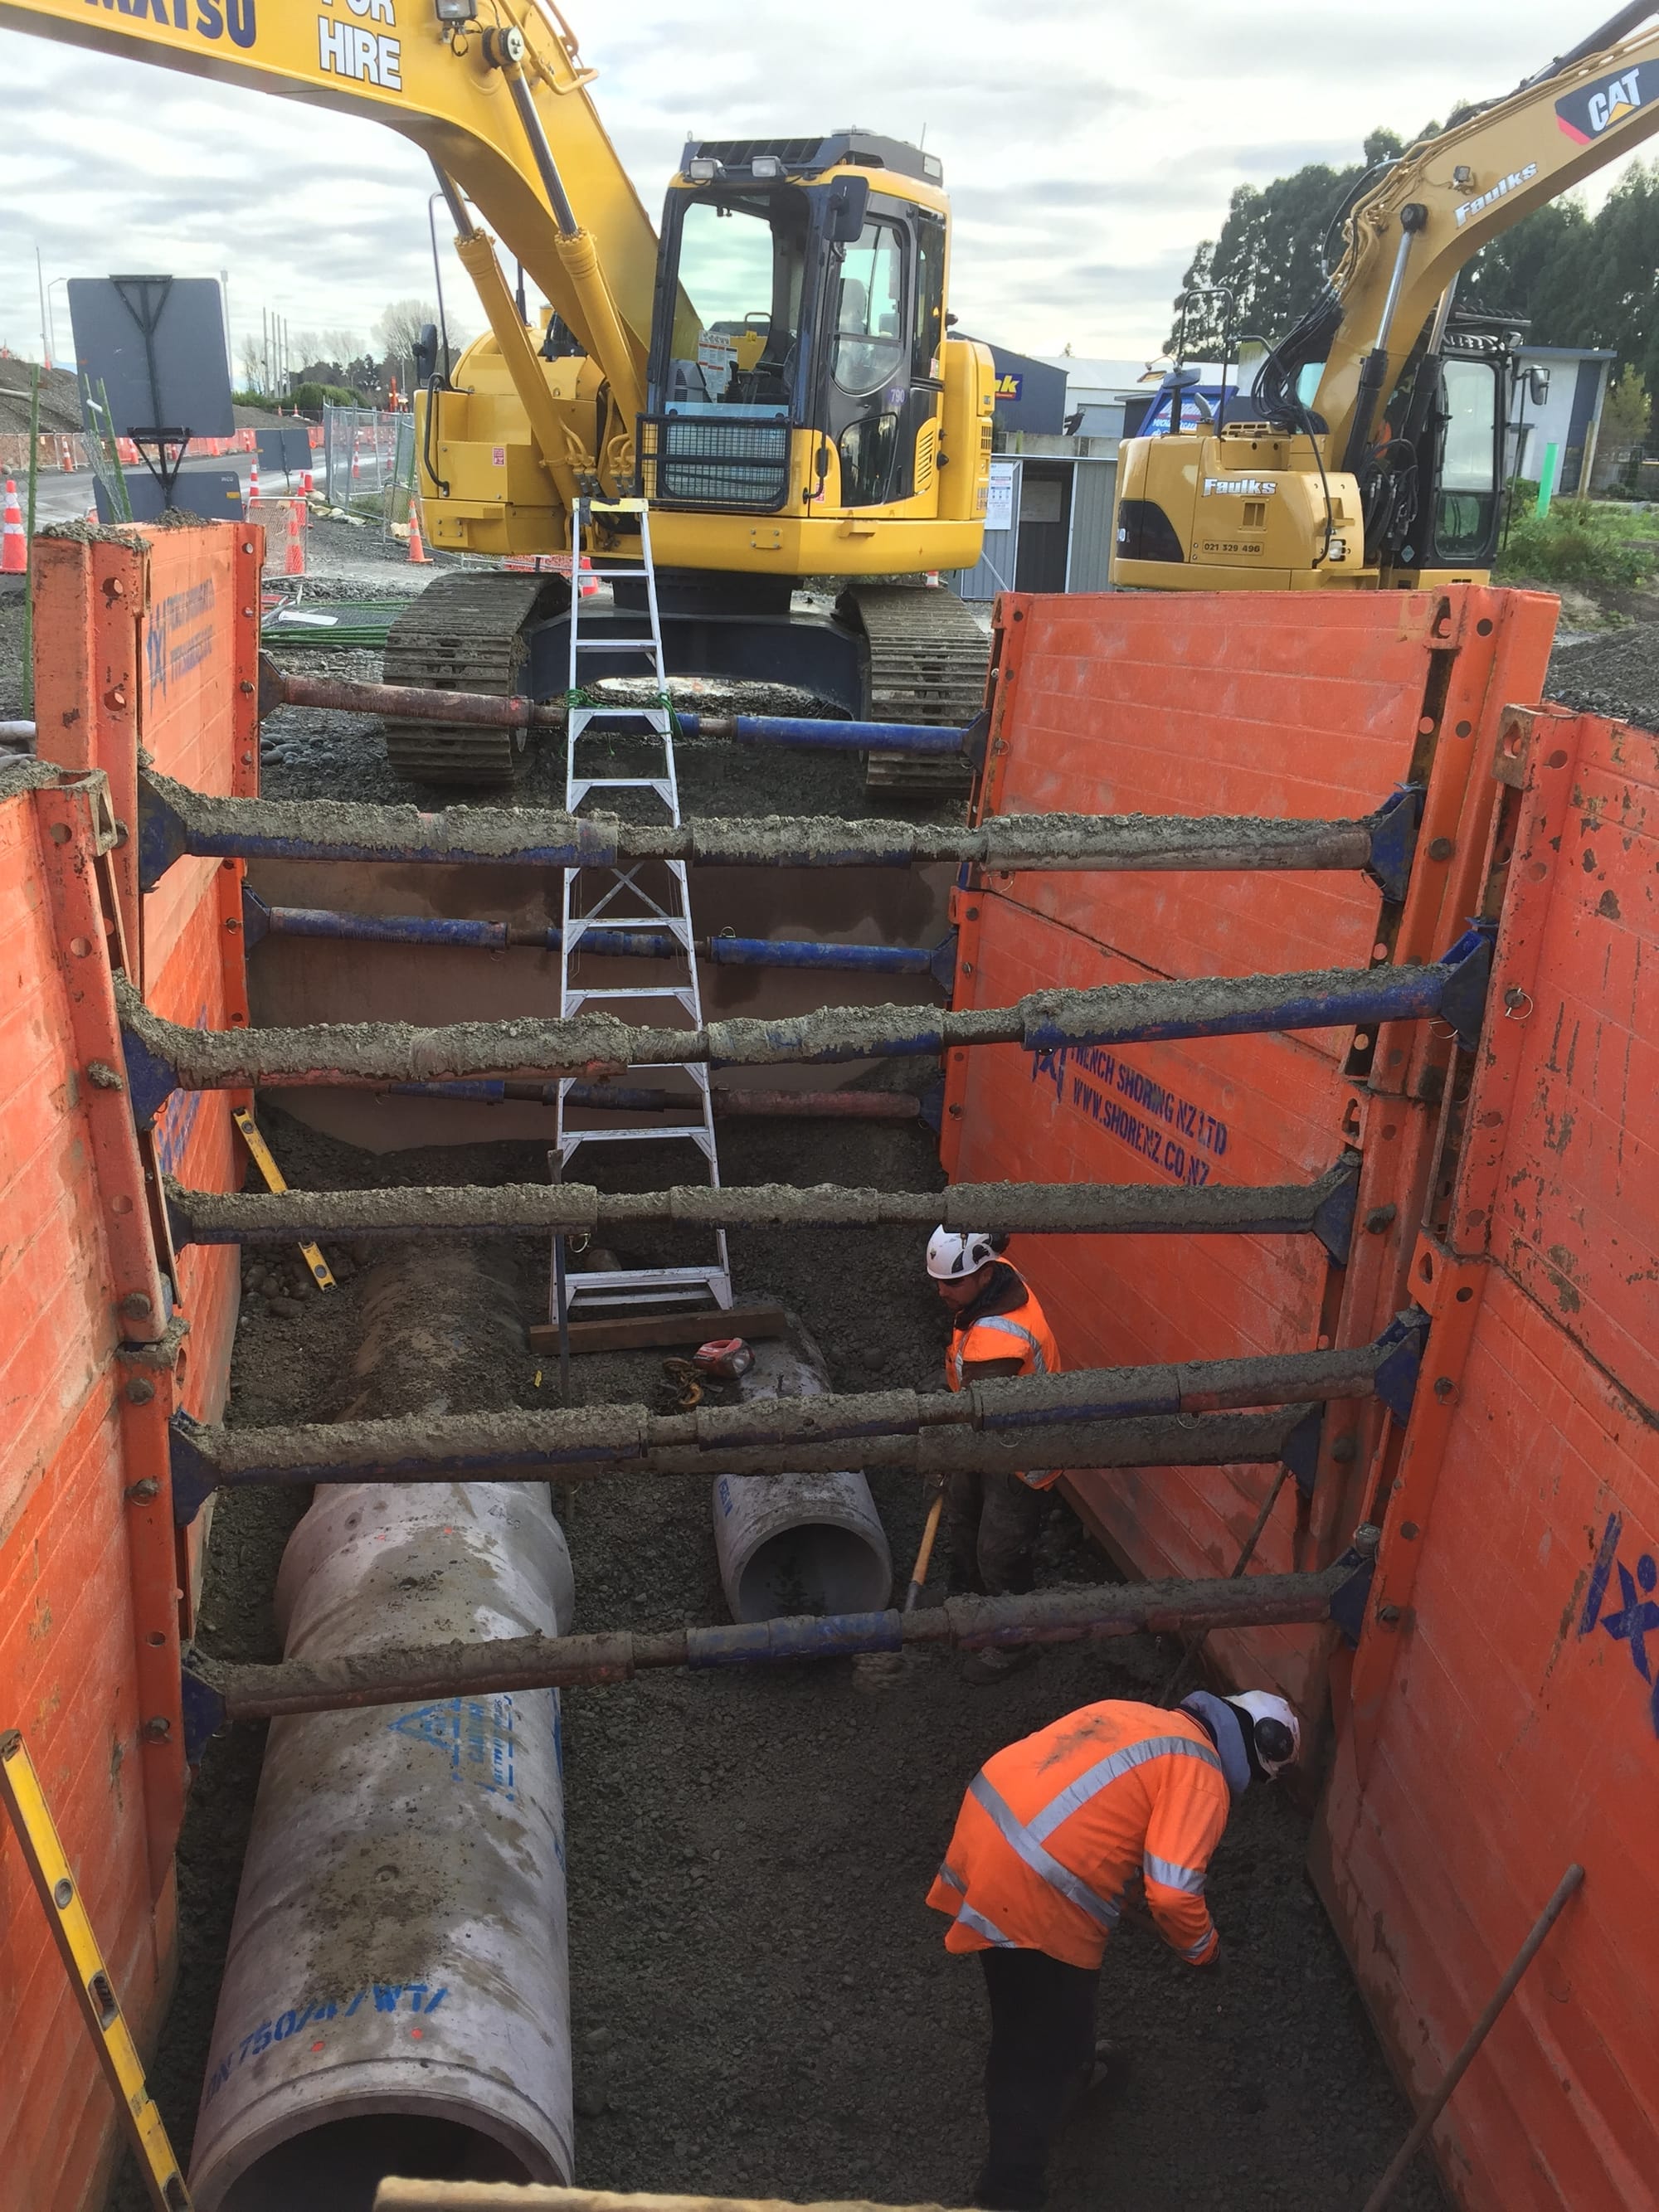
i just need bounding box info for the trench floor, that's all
[109,1099,1446,2212]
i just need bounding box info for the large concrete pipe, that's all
[712,1326,892,1623]
[190,1250,576,2210]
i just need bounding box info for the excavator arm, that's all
[0,0,654,422]
[1316,2,1659,460]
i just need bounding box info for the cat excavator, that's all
[1112,1,1659,594]
[0,0,996,780]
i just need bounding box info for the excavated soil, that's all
[1545,620,1659,731]
[109,1098,1444,2212]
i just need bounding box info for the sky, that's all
[0,0,1647,377]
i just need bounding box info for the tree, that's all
[374,299,440,364]
[1168,130,1404,355]
[1597,365,1650,461]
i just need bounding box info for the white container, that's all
[189,1480,575,2210]
[712,1329,893,1622]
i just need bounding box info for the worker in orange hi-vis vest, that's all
[928,1689,1301,2210]
[926,1228,1061,1685]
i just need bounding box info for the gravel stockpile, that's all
[1545,620,1659,730]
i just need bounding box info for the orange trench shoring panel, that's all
[1,523,256,2212]
[942,586,1658,2211]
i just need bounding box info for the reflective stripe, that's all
[955,1899,1019,1948]
[1144,1852,1207,1895]
[937,1860,966,1895]
[1180,1922,1218,1959]
[970,1775,1121,1932]
[1027,1733,1220,1845]
[971,1315,1049,1372]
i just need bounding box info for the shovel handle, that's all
[904,1493,945,1612]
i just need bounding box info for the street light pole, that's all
[34,246,49,368]
[46,279,69,371]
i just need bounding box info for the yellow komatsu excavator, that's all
[1112,1,1659,593]
[0,0,996,779]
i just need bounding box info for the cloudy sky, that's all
[0,0,1645,377]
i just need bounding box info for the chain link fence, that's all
[321,406,419,544]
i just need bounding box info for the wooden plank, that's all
[528,1302,789,1357]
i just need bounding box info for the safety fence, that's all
[320,404,417,541]
[0,424,321,475]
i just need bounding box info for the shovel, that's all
[854,1489,945,1685]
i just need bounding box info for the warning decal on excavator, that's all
[1556,64,1649,144]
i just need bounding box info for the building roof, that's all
[1031,355,1168,399]
[1515,344,1617,360]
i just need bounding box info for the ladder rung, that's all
[586,566,649,579]
[567,918,684,932]
[565,988,697,1004]
[574,638,660,652]
[562,1125,714,1143]
[572,778,674,790]
[569,706,673,720]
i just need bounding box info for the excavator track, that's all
[842,582,988,800]
[381,571,567,787]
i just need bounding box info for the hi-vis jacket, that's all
[927,1699,1230,1970]
[946,1266,1061,1486]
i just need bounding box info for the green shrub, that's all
[291,380,361,409]
[1496,498,1659,592]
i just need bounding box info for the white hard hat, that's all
[1228,1690,1301,1777]
[927,1226,998,1281]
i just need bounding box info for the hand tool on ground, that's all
[0,1730,193,2210]
[1357,1863,1585,2212]
[854,1487,947,1685]
[906,1491,945,1612]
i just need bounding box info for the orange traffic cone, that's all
[406,497,430,564]
[578,554,598,599]
[1,480,25,576]
[247,456,260,512]
[301,468,314,499]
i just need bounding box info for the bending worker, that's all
[927,1228,1060,1682]
[928,1687,1301,2209]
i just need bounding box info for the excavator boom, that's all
[1316,4,1659,452]
[0,0,657,396]
[1112,3,1659,594]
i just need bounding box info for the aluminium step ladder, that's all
[553,496,732,1316]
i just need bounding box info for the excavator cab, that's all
[645,134,953,517]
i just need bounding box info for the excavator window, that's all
[664,188,809,410]
[1430,355,1501,564]
[912,211,947,384]
[831,219,906,397]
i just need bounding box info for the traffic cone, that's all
[301,468,314,499]
[578,554,598,599]
[247,456,260,511]
[406,497,430,564]
[1,481,25,575]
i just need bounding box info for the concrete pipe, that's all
[191,1246,577,2210]
[712,1327,892,1623]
